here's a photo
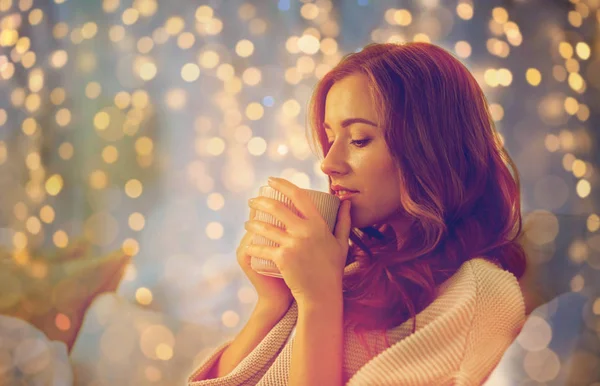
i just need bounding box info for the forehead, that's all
[324,74,378,125]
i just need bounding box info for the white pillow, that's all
[0,314,73,386]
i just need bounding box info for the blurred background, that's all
[0,0,599,385]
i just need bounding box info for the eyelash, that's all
[327,139,371,148]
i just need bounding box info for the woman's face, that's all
[321,73,407,233]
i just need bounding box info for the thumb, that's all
[334,200,352,242]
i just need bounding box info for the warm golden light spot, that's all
[46,174,64,196]
[137,36,154,53]
[564,97,579,115]
[576,179,591,198]
[526,68,541,86]
[122,8,139,25]
[25,151,40,170]
[139,60,157,81]
[282,99,301,118]
[125,179,143,198]
[129,212,145,231]
[135,136,153,155]
[454,41,471,58]
[393,9,412,26]
[134,0,157,17]
[248,137,267,156]
[131,90,149,108]
[249,18,267,35]
[559,41,573,59]
[206,222,224,240]
[136,287,153,305]
[492,7,509,24]
[568,11,582,27]
[13,231,27,250]
[297,55,315,73]
[156,343,173,361]
[568,72,584,92]
[222,310,240,328]
[114,91,131,109]
[587,214,599,232]
[575,42,590,60]
[413,33,430,43]
[165,16,184,35]
[11,88,26,107]
[0,109,6,126]
[145,366,162,382]
[81,22,98,39]
[40,205,55,224]
[236,39,254,57]
[28,8,43,25]
[15,36,30,53]
[122,238,139,256]
[25,93,41,112]
[207,193,225,211]
[94,111,110,130]
[22,117,37,136]
[576,104,589,122]
[103,0,120,13]
[50,49,68,69]
[544,134,560,152]
[456,3,473,20]
[570,274,584,292]
[89,170,108,189]
[181,63,200,82]
[109,25,125,42]
[21,51,36,68]
[55,313,71,331]
[53,230,68,248]
[85,81,101,99]
[177,32,195,49]
[0,142,6,165]
[195,5,213,22]
[298,34,320,54]
[55,108,71,127]
[53,22,69,39]
[198,50,219,68]
[101,145,118,164]
[489,103,504,121]
[224,77,242,94]
[206,137,225,156]
[286,36,300,54]
[216,63,234,81]
[58,142,73,160]
[165,88,187,110]
[242,67,261,85]
[26,216,41,235]
[14,202,28,221]
[571,159,587,178]
[245,102,264,120]
[300,3,319,20]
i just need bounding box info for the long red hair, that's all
[306,42,527,357]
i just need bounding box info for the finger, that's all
[245,244,278,263]
[244,220,288,246]
[334,200,353,242]
[254,198,303,232]
[250,207,256,221]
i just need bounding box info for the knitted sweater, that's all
[188,257,526,385]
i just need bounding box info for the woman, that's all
[188,42,527,385]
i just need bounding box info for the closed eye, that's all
[327,139,371,148]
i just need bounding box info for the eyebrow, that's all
[323,118,378,131]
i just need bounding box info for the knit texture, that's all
[187,257,526,385]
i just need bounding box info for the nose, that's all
[320,142,350,177]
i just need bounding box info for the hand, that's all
[237,206,294,312]
[244,177,353,306]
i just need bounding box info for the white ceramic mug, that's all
[249,184,341,278]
